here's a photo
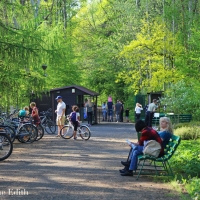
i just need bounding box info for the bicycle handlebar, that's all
[47,108,52,112]
[40,109,52,116]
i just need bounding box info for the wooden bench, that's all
[166,114,192,123]
[151,114,192,126]
[140,113,165,125]
[135,135,181,179]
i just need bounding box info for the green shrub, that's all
[188,121,200,126]
[185,177,200,200]
[159,80,200,121]
[173,121,200,129]
[129,109,135,122]
[173,123,190,129]
[171,140,200,177]
[174,126,200,140]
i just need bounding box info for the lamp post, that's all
[42,64,47,76]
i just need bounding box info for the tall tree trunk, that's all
[63,0,67,29]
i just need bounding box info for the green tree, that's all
[0,0,80,109]
[160,80,200,120]
[119,19,183,94]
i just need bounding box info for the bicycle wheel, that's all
[45,120,56,134]
[0,133,13,161]
[79,125,91,141]
[0,125,16,143]
[17,124,38,143]
[60,125,74,139]
[35,124,44,141]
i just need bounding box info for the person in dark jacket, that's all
[120,100,124,122]
[107,100,113,122]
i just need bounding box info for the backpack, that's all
[70,112,76,123]
[18,110,26,117]
[143,140,161,158]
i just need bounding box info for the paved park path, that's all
[0,123,189,200]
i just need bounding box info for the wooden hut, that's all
[31,85,99,123]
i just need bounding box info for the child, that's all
[125,108,130,122]
[108,95,112,102]
[70,105,80,140]
[18,107,29,122]
[30,102,40,125]
[24,106,30,116]
[22,106,30,122]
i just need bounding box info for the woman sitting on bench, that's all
[158,117,173,148]
[119,117,173,176]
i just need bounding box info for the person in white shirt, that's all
[55,96,66,137]
[135,103,143,120]
[145,99,158,127]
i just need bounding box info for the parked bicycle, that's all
[0,131,13,161]
[0,125,16,143]
[60,116,91,140]
[0,109,19,126]
[0,112,7,125]
[15,115,44,141]
[0,110,38,143]
[28,117,44,141]
[9,117,38,143]
[40,108,56,134]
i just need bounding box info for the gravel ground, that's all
[0,122,189,200]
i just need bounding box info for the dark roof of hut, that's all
[50,85,99,96]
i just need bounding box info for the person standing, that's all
[145,99,158,127]
[85,99,93,126]
[83,99,88,120]
[30,102,40,125]
[107,99,113,122]
[108,95,112,103]
[125,108,130,122]
[144,104,149,116]
[114,100,122,123]
[55,96,66,137]
[120,100,124,122]
[93,101,97,124]
[135,103,143,121]
[102,102,107,121]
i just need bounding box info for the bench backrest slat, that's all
[163,135,181,159]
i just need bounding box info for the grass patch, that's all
[170,139,200,199]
